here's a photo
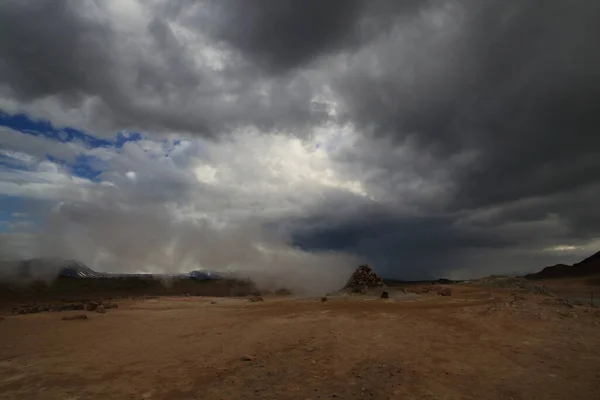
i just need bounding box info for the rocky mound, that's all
[344,265,386,293]
[525,251,600,280]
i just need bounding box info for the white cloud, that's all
[125,171,137,182]
[544,245,581,252]
[0,126,374,291]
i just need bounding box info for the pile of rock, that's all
[344,265,386,293]
[11,300,118,315]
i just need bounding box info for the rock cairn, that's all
[344,265,386,293]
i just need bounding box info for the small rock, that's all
[240,356,253,361]
[557,309,573,318]
[211,301,217,304]
[96,305,106,314]
[438,288,452,296]
[62,314,88,321]
[381,291,389,299]
[85,302,99,312]
[249,296,264,302]
[321,296,328,302]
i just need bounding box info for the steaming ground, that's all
[5,201,361,294]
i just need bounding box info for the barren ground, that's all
[1,285,600,400]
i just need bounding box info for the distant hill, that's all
[0,257,106,282]
[525,251,600,280]
[0,257,225,283]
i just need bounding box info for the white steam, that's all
[5,200,359,294]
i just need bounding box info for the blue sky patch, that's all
[0,112,142,148]
[1,112,145,181]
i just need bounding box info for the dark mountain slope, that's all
[525,251,600,280]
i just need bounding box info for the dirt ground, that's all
[1,286,600,400]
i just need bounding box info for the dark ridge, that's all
[525,251,600,280]
[0,258,227,282]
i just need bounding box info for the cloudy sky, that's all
[1,0,599,284]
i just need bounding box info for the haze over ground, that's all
[1,0,600,284]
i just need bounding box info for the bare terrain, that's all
[1,283,599,400]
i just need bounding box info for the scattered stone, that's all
[211,301,217,304]
[249,296,264,302]
[532,285,552,295]
[240,355,253,361]
[104,303,119,309]
[561,299,575,308]
[321,296,328,302]
[460,275,555,296]
[96,305,106,314]
[438,288,452,296]
[557,309,574,318]
[381,291,389,299]
[85,301,99,312]
[512,294,526,302]
[62,314,88,321]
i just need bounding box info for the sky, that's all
[1,0,600,286]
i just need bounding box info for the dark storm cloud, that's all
[186,0,429,74]
[278,0,600,277]
[2,0,600,279]
[0,0,328,136]
[333,0,600,207]
[0,1,113,101]
[289,207,545,279]
[199,0,366,73]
